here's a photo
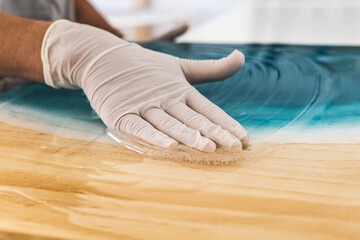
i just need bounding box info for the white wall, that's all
[90,0,360,45]
[90,0,240,40]
[179,0,360,45]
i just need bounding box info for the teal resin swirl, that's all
[1,43,360,143]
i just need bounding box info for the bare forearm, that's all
[74,0,124,38]
[0,12,50,82]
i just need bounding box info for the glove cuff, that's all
[41,19,80,89]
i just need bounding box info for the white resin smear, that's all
[106,128,250,165]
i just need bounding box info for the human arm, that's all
[0,12,248,151]
[74,0,124,38]
[0,11,50,82]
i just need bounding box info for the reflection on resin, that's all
[0,43,360,146]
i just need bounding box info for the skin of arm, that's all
[74,0,124,38]
[0,11,49,82]
[0,0,123,83]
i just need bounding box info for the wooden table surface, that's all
[1,121,360,240]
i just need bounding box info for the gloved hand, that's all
[42,20,249,152]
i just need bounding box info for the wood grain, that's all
[0,121,360,240]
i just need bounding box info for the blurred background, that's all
[90,0,360,45]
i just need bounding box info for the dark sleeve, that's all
[0,0,75,21]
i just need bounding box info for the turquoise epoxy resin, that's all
[1,43,360,143]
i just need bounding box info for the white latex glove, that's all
[42,20,249,152]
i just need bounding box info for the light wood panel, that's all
[0,121,360,240]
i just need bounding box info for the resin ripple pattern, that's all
[1,43,360,144]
